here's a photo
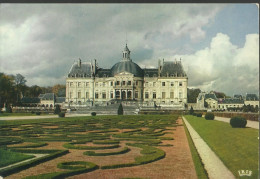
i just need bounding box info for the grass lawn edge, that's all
[182,117,209,179]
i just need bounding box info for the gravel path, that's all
[214,116,259,129]
[182,116,235,179]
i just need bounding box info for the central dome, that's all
[111,60,144,77]
[110,44,144,77]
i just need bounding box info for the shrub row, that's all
[101,143,165,169]
[205,113,214,120]
[92,140,120,145]
[63,142,120,150]
[26,161,99,179]
[7,142,47,149]
[0,149,69,177]
[84,147,130,156]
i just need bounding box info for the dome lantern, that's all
[122,44,131,61]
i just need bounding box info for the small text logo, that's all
[238,170,252,177]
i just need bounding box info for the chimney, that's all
[78,58,81,67]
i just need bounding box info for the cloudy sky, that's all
[0,3,259,96]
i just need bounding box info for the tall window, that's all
[69,92,72,98]
[78,92,81,98]
[179,92,182,98]
[78,82,81,87]
[162,82,165,86]
[170,92,174,99]
[116,81,120,85]
[122,81,126,85]
[110,82,113,86]
[102,92,106,99]
[110,92,113,98]
[103,82,105,87]
[179,82,183,86]
[86,92,89,99]
[86,82,89,87]
[127,81,131,85]
[153,82,156,87]
[136,81,138,86]
[135,91,138,98]
[171,82,174,86]
[95,92,99,99]
[145,92,149,99]
[145,82,148,87]
[70,82,73,87]
[162,92,166,99]
[153,92,156,99]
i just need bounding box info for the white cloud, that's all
[171,33,259,95]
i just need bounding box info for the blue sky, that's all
[0,4,259,95]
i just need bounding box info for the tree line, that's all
[0,72,65,108]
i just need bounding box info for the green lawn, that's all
[0,148,35,168]
[0,113,52,117]
[185,115,258,178]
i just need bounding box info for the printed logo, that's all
[238,170,252,177]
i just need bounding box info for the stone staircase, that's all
[68,103,139,115]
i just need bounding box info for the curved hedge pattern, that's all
[84,147,130,156]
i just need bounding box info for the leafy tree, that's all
[15,74,27,102]
[26,85,43,97]
[52,84,66,97]
[118,103,123,115]
[187,88,201,103]
[0,73,16,107]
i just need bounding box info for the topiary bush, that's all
[196,113,202,117]
[205,112,214,120]
[230,116,247,128]
[36,112,41,115]
[189,106,194,115]
[118,103,123,115]
[91,112,96,116]
[59,112,65,118]
[54,105,61,114]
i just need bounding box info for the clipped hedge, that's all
[58,112,65,118]
[7,142,47,149]
[230,116,247,128]
[101,143,165,169]
[196,113,203,117]
[84,147,130,156]
[0,149,69,177]
[63,142,120,150]
[205,112,214,120]
[91,112,96,116]
[26,161,98,179]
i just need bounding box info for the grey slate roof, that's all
[234,94,243,99]
[219,98,244,104]
[144,69,158,77]
[246,94,258,101]
[205,93,218,101]
[21,97,40,103]
[68,62,92,77]
[160,61,187,77]
[111,60,144,77]
[41,93,55,100]
[96,69,112,77]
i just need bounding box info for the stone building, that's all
[65,44,188,108]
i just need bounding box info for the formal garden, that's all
[0,115,196,179]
